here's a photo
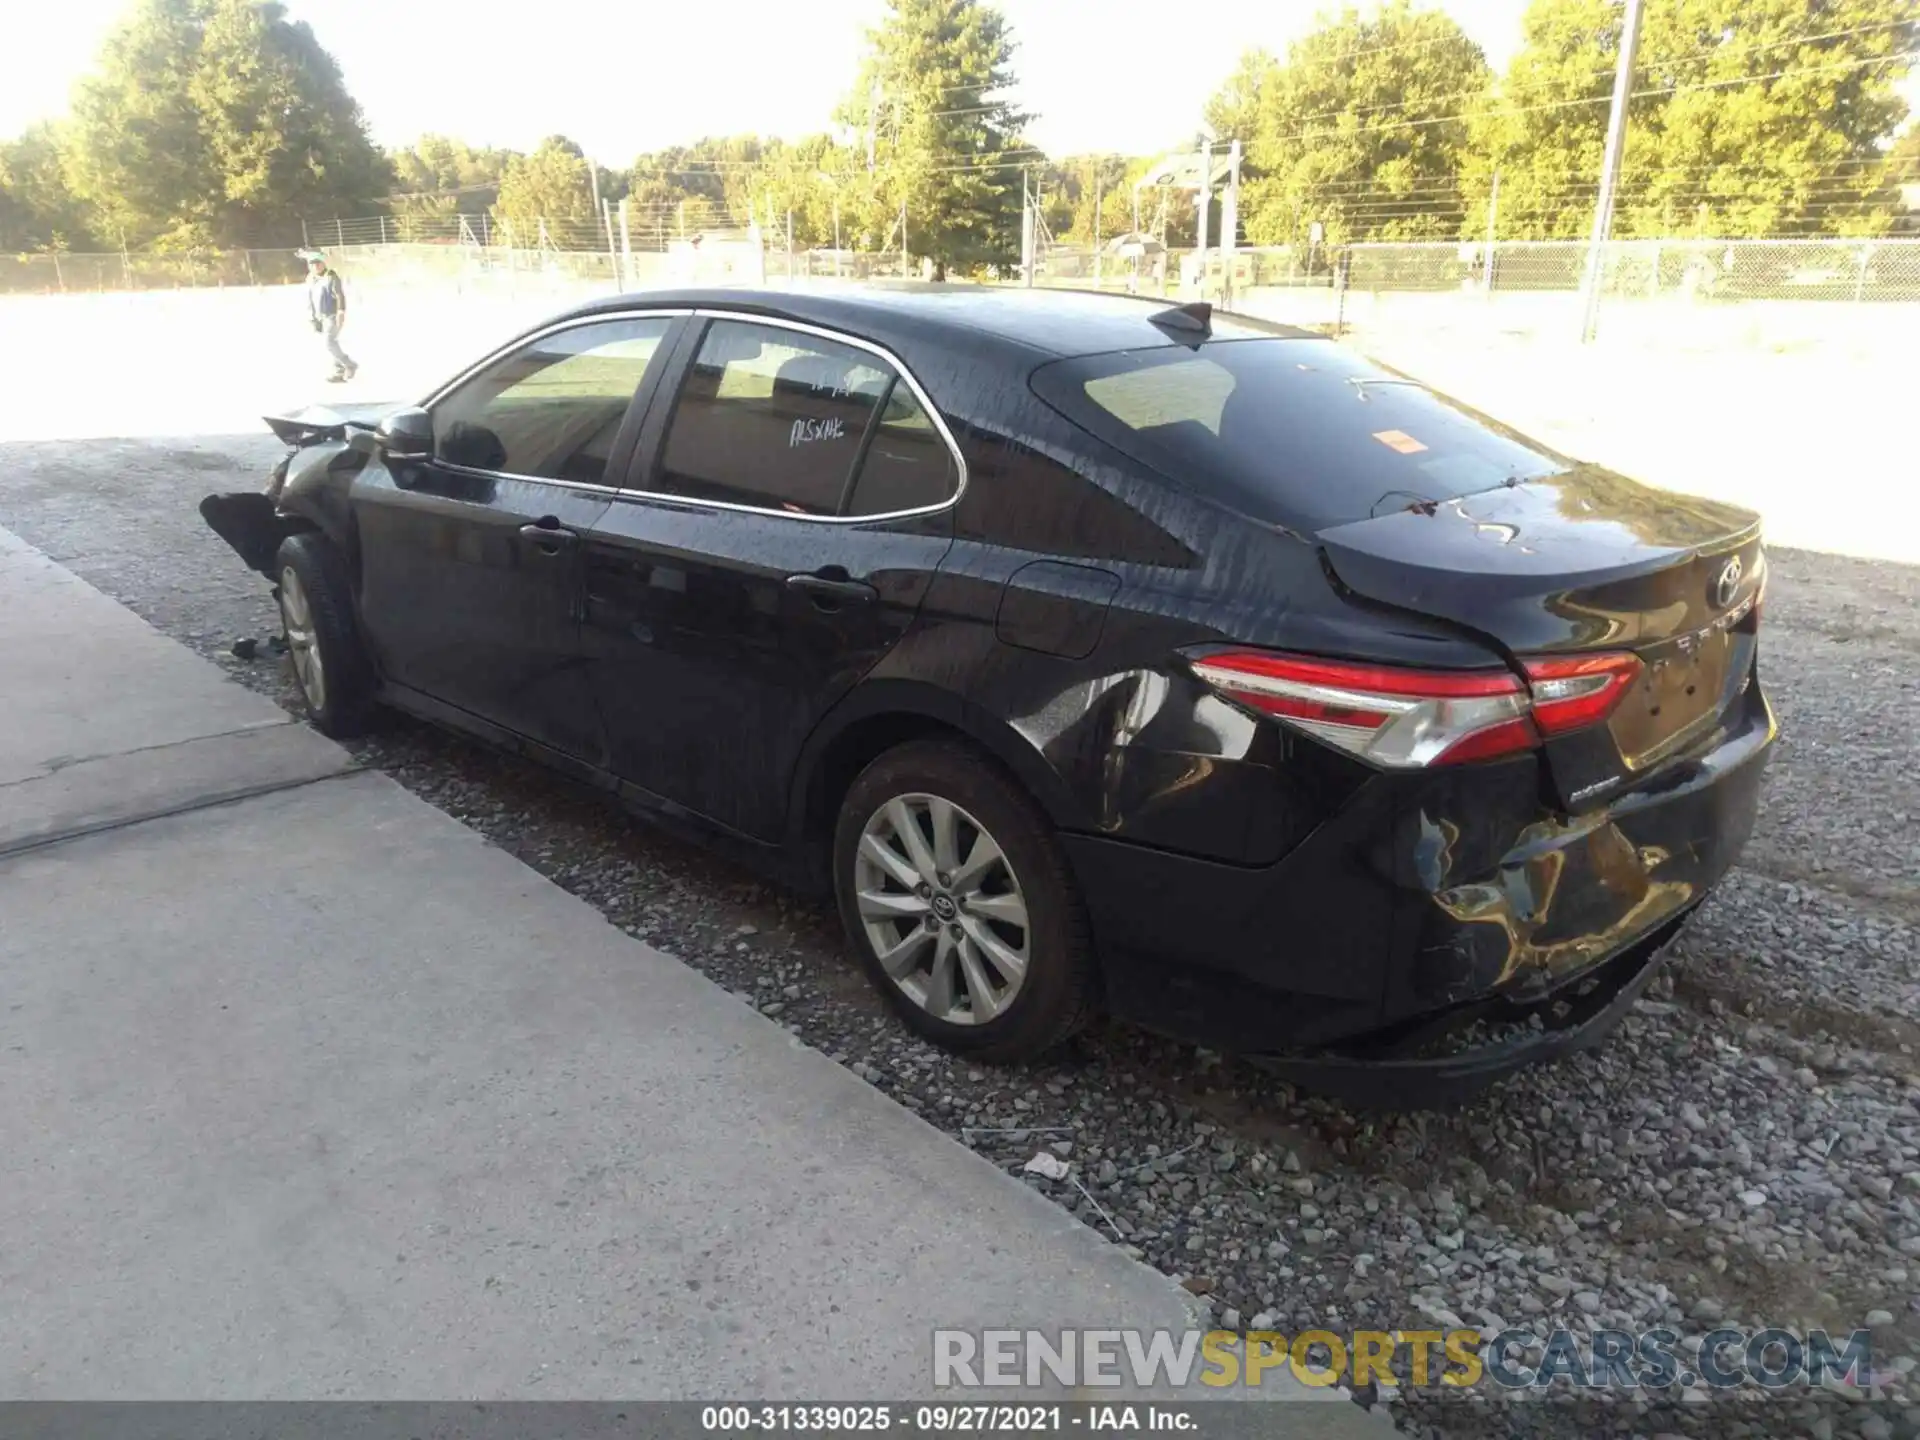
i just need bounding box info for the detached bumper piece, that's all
[1249,911,1690,1111]
[200,492,292,578]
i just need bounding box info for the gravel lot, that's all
[4,288,1917,1436]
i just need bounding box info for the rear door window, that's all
[653,319,892,515]
[845,383,957,517]
[1031,339,1568,533]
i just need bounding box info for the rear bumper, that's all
[1248,911,1687,1109]
[1064,680,1777,1095]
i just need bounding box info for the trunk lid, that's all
[264,400,405,447]
[1317,466,1765,807]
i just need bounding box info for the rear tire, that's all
[275,533,375,738]
[833,739,1097,1063]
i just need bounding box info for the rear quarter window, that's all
[1030,338,1569,533]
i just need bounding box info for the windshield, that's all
[1031,338,1569,533]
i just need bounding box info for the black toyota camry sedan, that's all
[201,284,1775,1103]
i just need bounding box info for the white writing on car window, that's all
[790,417,846,447]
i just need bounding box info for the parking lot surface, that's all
[13,528,1365,1412]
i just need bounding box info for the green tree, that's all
[841,0,1029,277]
[0,124,97,250]
[492,134,596,238]
[1037,154,1133,245]
[1470,0,1918,239]
[1204,48,1275,149]
[65,0,213,246]
[626,135,755,242]
[1219,2,1491,246]
[66,0,386,248]
[191,0,390,243]
[389,134,518,223]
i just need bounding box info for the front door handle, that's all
[519,521,578,556]
[787,569,877,607]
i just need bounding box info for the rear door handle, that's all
[786,570,877,606]
[519,521,578,555]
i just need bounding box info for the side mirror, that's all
[374,407,434,460]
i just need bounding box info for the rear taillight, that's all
[1190,649,1640,768]
[1521,653,1641,736]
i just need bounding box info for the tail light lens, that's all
[1190,649,1641,768]
[1521,653,1642,736]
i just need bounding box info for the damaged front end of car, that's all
[200,402,395,577]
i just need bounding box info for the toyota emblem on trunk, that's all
[1713,556,1743,608]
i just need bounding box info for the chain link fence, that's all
[0,247,311,295]
[7,217,1916,353]
[1341,237,1920,303]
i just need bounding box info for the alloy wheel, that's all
[852,793,1031,1025]
[279,566,327,713]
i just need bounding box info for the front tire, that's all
[275,533,374,737]
[833,739,1097,1062]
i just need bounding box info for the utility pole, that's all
[1021,168,1035,287]
[602,197,621,293]
[900,195,908,277]
[1579,0,1646,343]
[619,199,632,289]
[1484,169,1500,295]
[1093,168,1104,288]
[867,80,880,170]
[1195,139,1212,299]
[1222,138,1241,309]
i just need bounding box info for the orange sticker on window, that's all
[1372,429,1429,454]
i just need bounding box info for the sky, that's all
[3,0,1547,161]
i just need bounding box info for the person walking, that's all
[303,251,357,383]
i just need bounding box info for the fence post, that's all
[603,198,622,293]
[52,252,65,293]
[1483,171,1499,298]
[619,200,632,290]
[335,217,344,248]
[1854,243,1873,304]
[380,216,389,246]
[1333,248,1349,337]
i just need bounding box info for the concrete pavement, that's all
[0,528,1377,1424]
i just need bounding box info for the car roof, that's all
[551,282,1320,362]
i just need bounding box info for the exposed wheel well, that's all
[802,712,966,855]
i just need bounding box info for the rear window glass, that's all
[1030,339,1568,532]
